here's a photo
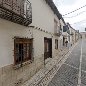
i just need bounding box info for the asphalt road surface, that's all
[48,39,86,86]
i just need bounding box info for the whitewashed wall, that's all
[0,0,60,68]
[31,27,55,61]
[27,0,59,33]
[0,18,57,68]
[0,19,36,67]
[0,19,33,68]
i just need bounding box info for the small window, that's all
[55,39,58,49]
[14,38,33,65]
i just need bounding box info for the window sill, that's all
[13,60,33,70]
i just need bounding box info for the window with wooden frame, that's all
[55,39,58,49]
[14,38,33,65]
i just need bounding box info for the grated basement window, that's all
[14,38,33,65]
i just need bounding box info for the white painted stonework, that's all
[0,19,33,67]
[0,0,61,68]
[0,18,58,68]
[80,32,86,39]
[0,0,63,86]
[28,0,59,33]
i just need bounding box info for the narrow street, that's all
[0,0,86,86]
[48,39,86,86]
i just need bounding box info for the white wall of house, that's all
[68,25,77,45]
[0,19,33,67]
[0,0,61,68]
[27,0,61,57]
[60,19,66,48]
[26,0,59,33]
[58,36,63,49]
[0,0,62,67]
[0,18,57,86]
[60,19,64,33]
[0,1,64,86]
[0,18,57,68]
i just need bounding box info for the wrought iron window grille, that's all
[0,0,32,26]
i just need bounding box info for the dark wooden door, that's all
[44,37,52,60]
[63,37,65,46]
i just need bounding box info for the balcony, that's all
[63,25,69,32]
[0,0,32,26]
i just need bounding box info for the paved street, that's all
[48,39,86,86]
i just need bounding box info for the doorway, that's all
[44,37,52,60]
[63,37,65,46]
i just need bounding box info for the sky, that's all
[53,0,86,32]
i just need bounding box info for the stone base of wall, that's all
[0,58,44,86]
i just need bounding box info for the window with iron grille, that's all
[0,0,32,26]
[14,38,33,65]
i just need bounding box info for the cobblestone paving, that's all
[48,64,79,86]
[81,71,86,85]
[48,40,82,86]
[81,83,86,86]
[65,53,80,68]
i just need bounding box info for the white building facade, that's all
[67,23,80,46]
[0,0,62,86]
[80,32,86,39]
